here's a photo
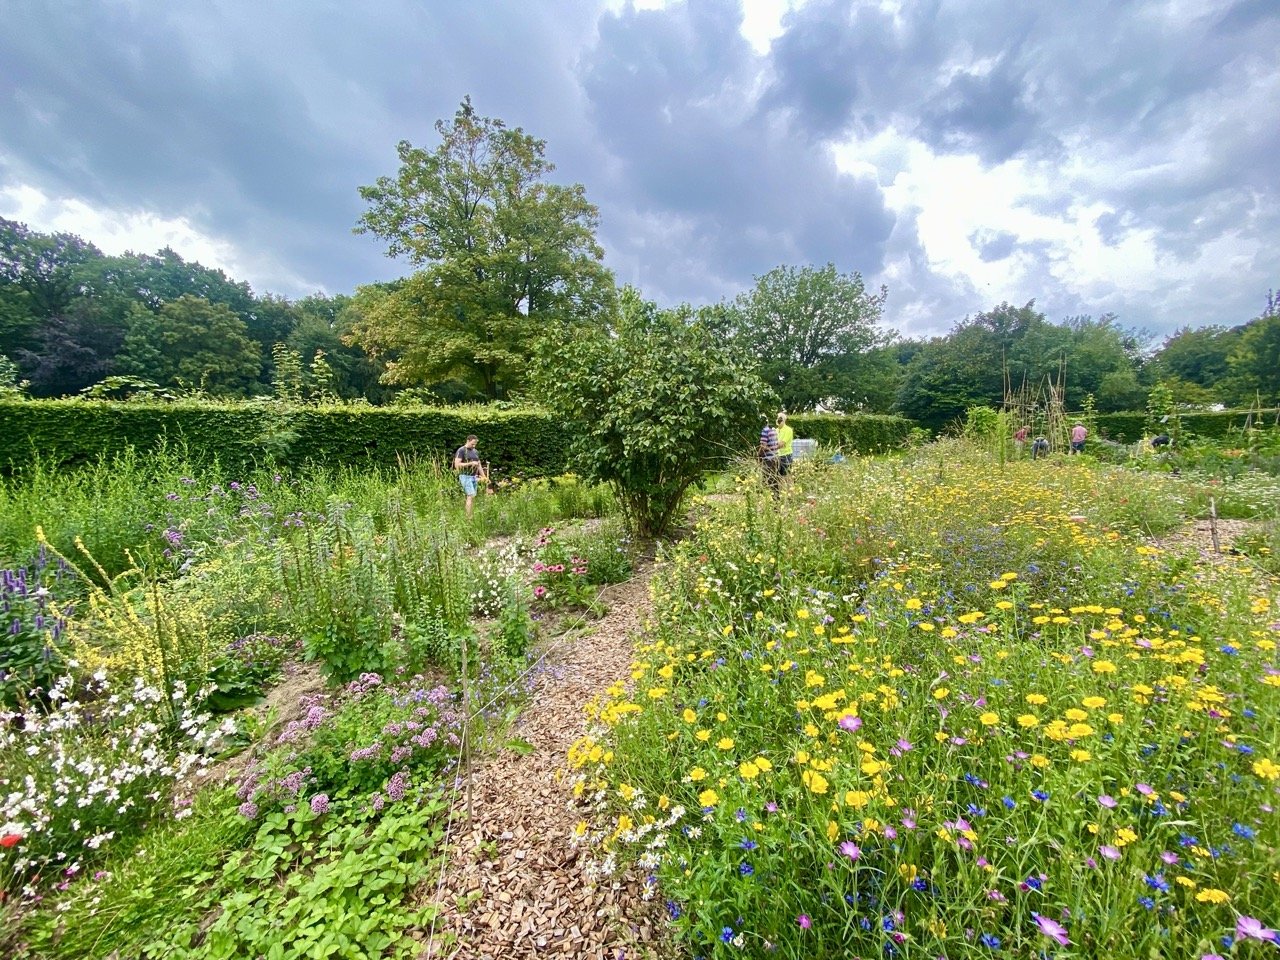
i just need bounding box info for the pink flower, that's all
[1099,845,1122,861]
[1096,794,1117,808]
[839,841,860,861]
[1135,783,1154,796]
[797,915,812,930]
[1033,913,1070,946]
[1236,916,1276,942]
[838,714,863,733]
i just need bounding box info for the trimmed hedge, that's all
[1092,409,1280,443]
[0,400,570,478]
[789,413,916,454]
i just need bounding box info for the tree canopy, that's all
[353,98,615,398]
[723,263,890,411]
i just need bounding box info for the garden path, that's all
[412,564,663,960]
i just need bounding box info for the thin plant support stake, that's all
[1209,497,1220,555]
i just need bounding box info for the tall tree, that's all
[117,295,261,394]
[725,263,889,411]
[354,97,615,398]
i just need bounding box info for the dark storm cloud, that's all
[578,0,896,305]
[1,0,1277,335]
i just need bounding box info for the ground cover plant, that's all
[1,445,626,957]
[571,441,1279,958]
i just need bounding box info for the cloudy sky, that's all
[2,0,1277,338]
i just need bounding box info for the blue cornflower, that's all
[859,917,872,931]
[666,900,682,920]
[721,926,734,943]
[1238,743,1254,755]
[967,804,987,817]
[1178,833,1198,847]
[1220,645,1238,655]
[1233,822,1256,840]
[1032,789,1050,802]
[1138,896,1155,910]
[912,878,928,892]
[1024,876,1043,891]
[1144,873,1169,893]
[740,838,758,850]
[1244,708,1256,719]
[882,916,895,931]
[979,933,1001,948]
[735,807,748,822]
[739,862,754,876]
[1002,795,1016,810]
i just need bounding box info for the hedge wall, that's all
[789,413,916,454]
[0,400,570,478]
[0,401,920,477]
[1092,409,1279,443]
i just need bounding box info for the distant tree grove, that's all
[1,99,1276,425]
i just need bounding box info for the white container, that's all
[792,438,818,461]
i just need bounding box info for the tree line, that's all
[2,98,1277,429]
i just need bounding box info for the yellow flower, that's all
[917,622,935,632]
[755,756,773,772]
[1017,714,1040,728]
[1030,754,1050,769]
[979,712,1000,726]
[989,580,1007,590]
[646,686,668,699]
[860,758,886,776]
[1253,758,1280,780]
[905,598,922,610]
[658,794,670,810]
[658,663,674,679]
[995,600,1014,610]
[1196,888,1230,904]
[1092,660,1117,674]
[1107,712,1125,724]
[717,737,735,750]
[802,770,830,794]
[1026,693,1048,705]
[1114,827,1138,846]
[695,729,711,742]
[796,608,810,619]
[1081,696,1107,709]
[805,670,825,688]
[845,790,870,809]
[826,819,839,842]
[698,788,719,807]
[1064,708,1088,722]
[682,708,697,723]
[933,687,950,700]
[739,760,761,780]
[688,766,707,782]
[1068,722,1095,738]
[1070,749,1091,763]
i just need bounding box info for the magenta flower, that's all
[1135,783,1154,796]
[797,914,812,930]
[1099,845,1122,861]
[839,841,861,861]
[1097,794,1117,808]
[1033,913,1070,946]
[1236,916,1276,942]
[838,714,863,733]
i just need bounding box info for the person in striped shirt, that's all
[759,420,780,495]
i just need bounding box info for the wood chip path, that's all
[411,567,664,960]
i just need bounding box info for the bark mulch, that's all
[411,567,665,960]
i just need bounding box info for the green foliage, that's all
[117,296,263,394]
[724,263,890,411]
[535,287,773,538]
[1093,408,1279,443]
[354,97,615,398]
[0,398,574,478]
[270,342,304,402]
[0,353,28,398]
[787,412,916,453]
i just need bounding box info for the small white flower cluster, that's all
[1,672,226,895]
[469,542,524,618]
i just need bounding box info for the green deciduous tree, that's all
[725,263,890,411]
[354,98,615,398]
[117,295,262,394]
[535,288,773,539]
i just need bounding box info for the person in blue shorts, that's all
[453,434,487,518]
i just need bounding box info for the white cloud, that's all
[0,180,323,298]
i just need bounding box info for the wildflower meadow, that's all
[571,441,1279,959]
